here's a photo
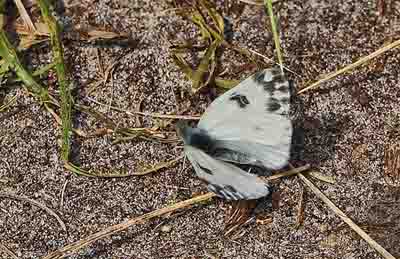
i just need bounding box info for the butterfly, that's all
[176,68,292,200]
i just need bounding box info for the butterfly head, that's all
[175,120,191,144]
[175,120,215,152]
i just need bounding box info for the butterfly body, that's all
[177,68,292,200]
[177,124,215,152]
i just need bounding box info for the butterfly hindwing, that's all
[198,68,292,170]
[184,145,270,200]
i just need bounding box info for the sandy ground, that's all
[1,0,400,258]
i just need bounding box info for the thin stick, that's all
[43,193,216,259]
[0,193,67,232]
[297,174,396,259]
[0,243,19,259]
[248,48,300,76]
[298,39,400,94]
[85,97,201,120]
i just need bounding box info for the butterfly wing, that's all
[198,68,292,170]
[185,145,270,200]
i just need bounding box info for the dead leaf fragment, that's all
[384,142,400,186]
[351,144,369,173]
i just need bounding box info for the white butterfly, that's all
[176,68,292,200]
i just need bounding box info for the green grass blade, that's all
[0,31,49,100]
[192,39,220,92]
[264,0,284,73]
[37,0,73,162]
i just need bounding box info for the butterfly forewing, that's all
[198,68,292,170]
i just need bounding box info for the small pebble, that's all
[161,225,172,233]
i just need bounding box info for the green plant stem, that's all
[264,0,284,73]
[38,0,73,162]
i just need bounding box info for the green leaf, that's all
[215,78,239,90]
[0,59,10,75]
[199,0,225,35]
[190,12,212,41]
[191,39,220,93]
[172,52,194,80]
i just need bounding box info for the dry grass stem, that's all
[62,155,183,178]
[297,174,396,259]
[238,0,280,6]
[43,164,310,258]
[265,164,311,180]
[0,95,17,112]
[131,156,185,176]
[248,48,300,76]
[60,179,69,208]
[44,104,86,137]
[14,0,36,32]
[0,243,19,259]
[299,39,400,94]
[85,97,201,120]
[43,192,216,259]
[224,216,254,236]
[307,171,336,184]
[130,112,201,120]
[0,192,67,232]
[295,185,305,228]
